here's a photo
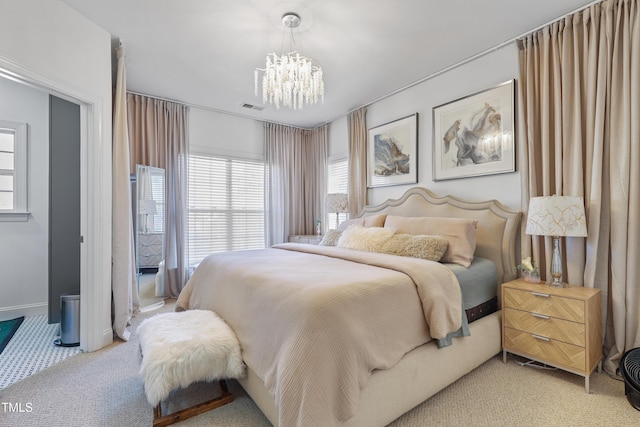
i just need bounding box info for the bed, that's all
[176,187,521,426]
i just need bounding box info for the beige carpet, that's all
[0,300,637,427]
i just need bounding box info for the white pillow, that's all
[337,217,365,232]
[319,229,342,246]
[337,225,396,252]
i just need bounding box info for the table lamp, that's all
[525,195,587,287]
[325,193,349,229]
[139,199,157,234]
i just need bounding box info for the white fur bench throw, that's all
[137,309,245,407]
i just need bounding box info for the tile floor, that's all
[0,315,81,389]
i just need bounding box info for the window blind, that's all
[187,154,265,264]
[150,174,165,232]
[327,158,348,230]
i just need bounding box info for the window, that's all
[327,158,348,230]
[150,172,165,233]
[187,154,265,265]
[0,120,28,221]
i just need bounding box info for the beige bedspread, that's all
[176,243,462,426]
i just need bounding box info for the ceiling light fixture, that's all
[254,12,324,110]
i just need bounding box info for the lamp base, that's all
[550,236,564,288]
[548,280,567,288]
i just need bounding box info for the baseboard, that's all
[0,302,48,321]
[96,327,113,352]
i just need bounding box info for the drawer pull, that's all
[531,291,550,298]
[531,334,550,341]
[532,313,550,320]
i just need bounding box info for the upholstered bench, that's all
[137,309,245,427]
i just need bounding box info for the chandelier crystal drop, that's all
[254,13,324,110]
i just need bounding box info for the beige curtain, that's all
[265,123,327,245]
[112,45,138,341]
[127,94,189,298]
[518,0,639,375]
[348,108,367,214]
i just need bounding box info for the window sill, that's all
[0,211,30,222]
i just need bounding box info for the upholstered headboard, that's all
[358,187,521,284]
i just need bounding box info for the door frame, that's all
[0,58,112,352]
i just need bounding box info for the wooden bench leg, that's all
[152,380,234,427]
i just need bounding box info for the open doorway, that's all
[0,77,84,388]
[0,64,111,352]
[0,77,82,327]
[0,76,51,321]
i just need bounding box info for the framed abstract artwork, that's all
[432,80,515,181]
[367,113,418,188]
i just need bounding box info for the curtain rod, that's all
[319,0,604,127]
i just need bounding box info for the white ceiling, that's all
[62,0,595,129]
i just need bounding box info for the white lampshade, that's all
[139,199,157,215]
[326,193,349,213]
[526,195,587,237]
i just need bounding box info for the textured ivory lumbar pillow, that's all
[378,233,449,261]
[337,225,396,252]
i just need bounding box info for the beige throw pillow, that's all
[337,225,396,252]
[383,215,478,267]
[362,213,387,228]
[336,214,387,232]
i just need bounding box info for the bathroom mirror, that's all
[134,164,165,309]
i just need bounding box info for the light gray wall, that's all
[190,42,522,215]
[0,77,49,320]
[190,108,263,159]
[373,44,522,209]
[331,43,522,211]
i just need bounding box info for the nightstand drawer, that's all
[503,287,585,323]
[140,253,162,266]
[503,307,585,347]
[139,244,162,257]
[504,328,586,372]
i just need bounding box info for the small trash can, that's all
[55,294,80,347]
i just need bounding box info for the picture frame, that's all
[367,113,418,188]
[432,80,515,181]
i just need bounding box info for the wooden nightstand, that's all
[501,279,602,393]
[288,235,322,245]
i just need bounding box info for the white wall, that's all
[331,43,522,212]
[0,77,49,320]
[0,0,113,351]
[190,43,523,214]
[328,116,348,161]
[190,108,263,158]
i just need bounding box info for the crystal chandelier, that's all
[254,13,324,110]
